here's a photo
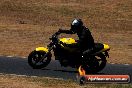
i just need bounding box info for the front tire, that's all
[28,50,51,69]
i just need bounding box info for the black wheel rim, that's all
[31,52,48,66]
[83,54,106,73]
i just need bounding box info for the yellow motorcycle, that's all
[28,30,110,73]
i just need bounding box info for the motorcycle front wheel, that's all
[28,50,51,69]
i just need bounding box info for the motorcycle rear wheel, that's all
[82,53,106,74]
[28,50,51,69]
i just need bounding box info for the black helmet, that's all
[70,19,83,33]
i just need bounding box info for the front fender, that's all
[35,47,48,53]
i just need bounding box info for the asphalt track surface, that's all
[0,56,131,83]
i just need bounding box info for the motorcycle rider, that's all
[58,18,95,57]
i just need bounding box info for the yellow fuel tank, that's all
[60,38,76,44]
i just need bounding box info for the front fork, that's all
[42,46,53,59]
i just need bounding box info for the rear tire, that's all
[28,50,51,69]
[96,53,107,72]
[83,53,106,74]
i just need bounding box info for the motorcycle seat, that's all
[94,43,104,52]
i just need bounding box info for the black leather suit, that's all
[59,26,95,53]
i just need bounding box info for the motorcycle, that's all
[28,29,110,73]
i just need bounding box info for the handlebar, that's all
[49,29,61,40]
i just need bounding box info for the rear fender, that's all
[92,44,110,57]
[101,44,110,52]
[104,51,109,58]
[93,51,110,59]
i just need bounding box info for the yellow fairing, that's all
[102,44,110,51]
[36,47,48,52]
[60,38,76,44]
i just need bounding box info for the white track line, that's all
[6,56,14,58]
[124,64,130,66]
[0,73,63,80]
[21,57,27,59]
